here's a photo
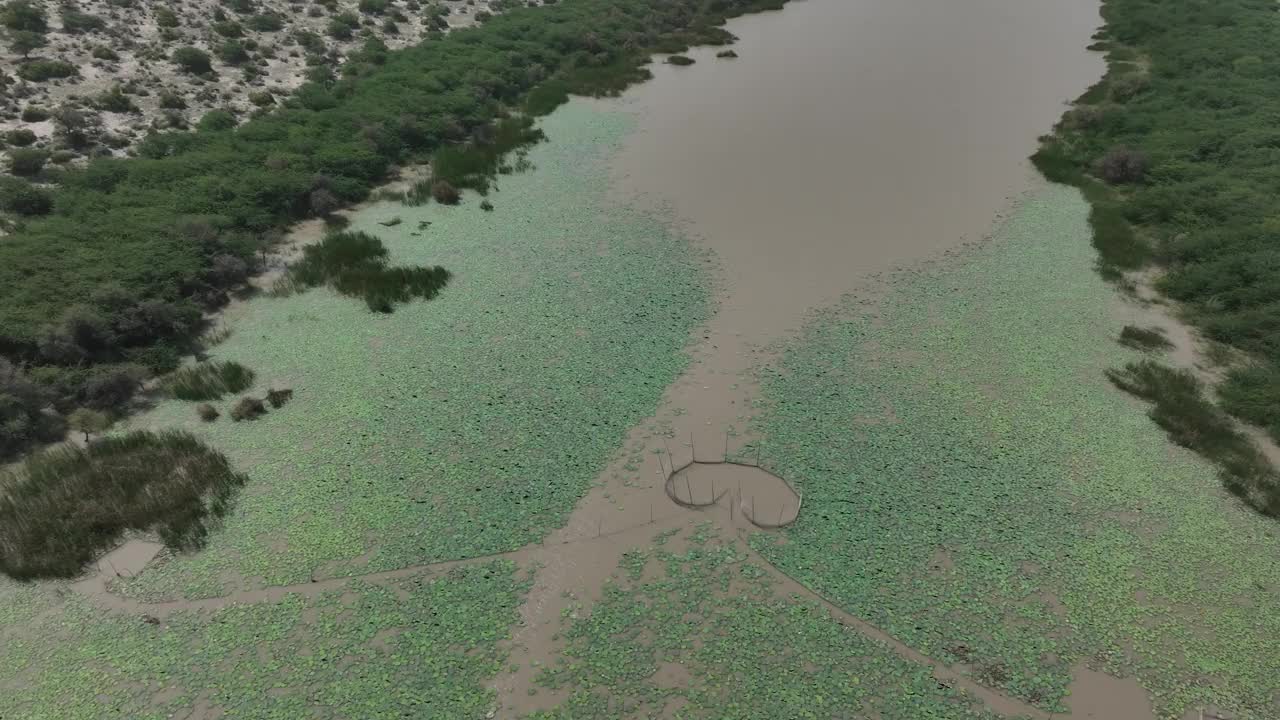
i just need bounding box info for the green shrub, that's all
[94,86,137,113]
[7,147,47,176]
[287,230,451,312]
[198,109,237,131]
[163,360,255,400]
[1219,363,1280,441]
[155,7,178,26]
[158,90,187,109]
[196,403,220,421]
[5,128,36,146]
[91,45,118,60]
[358,0,388,14]
[7,28,44,57]
[213,20,242,37]
[667,54,695,66]
[59,7,104,33]
[0,430,248,580]
[1,0,46,32]
[17,59,77,82]
[1097,146,1148,184]
[0,176,53,215]
[172,46,212,74]
[327,13,357,38]
[218,39,250,65]
[246,12,283,31]
[19,105,48,121]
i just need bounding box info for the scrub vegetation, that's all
[1033,0,1280,502]
[0,430,247,580]
[0,0,783,462]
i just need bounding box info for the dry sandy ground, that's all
[0,0,515,170]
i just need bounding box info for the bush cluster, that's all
[0,430,248,579]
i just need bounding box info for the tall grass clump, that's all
[428,116,544,195]
[164,360,255,400]
[1106,361,1280,517]
[286,231,450,312]
[1118,325,1172,352]
[0,431,248,580]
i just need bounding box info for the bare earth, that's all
[0,0,503,168]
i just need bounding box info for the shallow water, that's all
[613,0,1104,340]
[498,0,1112,713]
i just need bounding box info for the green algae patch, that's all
[111,102,709,601]
[0,560,525,719]
[530,528,1006,719]
[746,184,1280,718]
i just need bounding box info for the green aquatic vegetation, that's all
[0,560,526,719]
[163,360,256,400]
[113,104,708,601]
[0,431,247,580]
[532,531,1005,719]
[284,230,451,312]
[747,184,1280,718]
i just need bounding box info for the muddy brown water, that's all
[62,0,1152,716]
[494,0,1123,716]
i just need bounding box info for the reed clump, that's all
[285,231,450,312]
[0,430,248,580]
[164,361,255,401]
